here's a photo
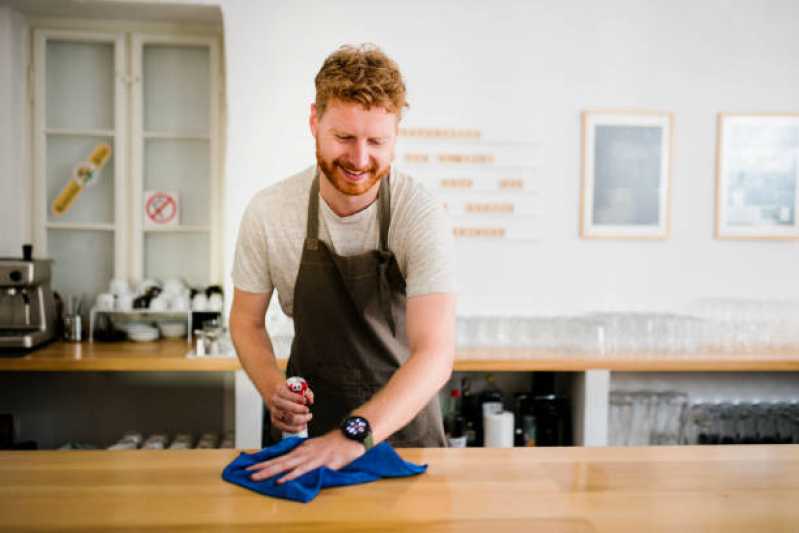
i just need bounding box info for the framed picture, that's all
[581,111,673,239]
[716,113,799,239]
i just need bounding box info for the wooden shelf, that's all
[2,342,798,372]
[0,339,239,372]
[453,347,799,371]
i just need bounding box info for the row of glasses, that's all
[683,401,799,445]
[455,301,799,356]
[608,391,689,446]
[455,314,706,354]
[690,298,799,352]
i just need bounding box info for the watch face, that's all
[343,417,369,440]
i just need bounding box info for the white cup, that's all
[137,279,161,294]
[149,296,168,311]
[95,292,115,311]
[208,293,224,311]
[116,294,134,311]
[109,278,130,296]
[192,293,208,311]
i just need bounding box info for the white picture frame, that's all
[581,111,673,239]
[716,113,799,239]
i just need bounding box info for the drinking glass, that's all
[627,392,656,445]
[652,392,688,445]
[608,392,634,446]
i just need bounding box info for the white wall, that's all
[221,0,799,317]
[0,6,30,257]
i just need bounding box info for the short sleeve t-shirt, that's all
[232,165,455,317]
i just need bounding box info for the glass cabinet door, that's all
[133,37,221,287]
[35,32,125,317]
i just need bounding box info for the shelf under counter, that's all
[3,341,799,372]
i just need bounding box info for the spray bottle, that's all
[281,376,310,439]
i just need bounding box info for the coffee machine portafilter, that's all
[0,245,57,355]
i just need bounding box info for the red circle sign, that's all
[146,193,177,224]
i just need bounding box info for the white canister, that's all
[484,410,515,448]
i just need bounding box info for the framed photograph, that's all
[716,113,799,239]
[581,111,673,239]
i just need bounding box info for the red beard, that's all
[315,141,389,197]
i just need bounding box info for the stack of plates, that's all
[118,323,160,342]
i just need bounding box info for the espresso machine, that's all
[0,245,57,354]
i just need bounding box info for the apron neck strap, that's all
[306,169,321,246]
[306,168,392,252]
[377,169,391,253]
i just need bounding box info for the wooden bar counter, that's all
[2,340,799,372]
[1,446,798,532]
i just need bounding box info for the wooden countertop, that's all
[0,339,241,371]
[1,340,798,372]
[1,446,797,531]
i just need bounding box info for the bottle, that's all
[445,387,468,447]
[460,378,478,447]
[444,388,462,438]
[447,413,467,448]
[513,392,531,447]
[281,376,309,440]
[477,374,503,446]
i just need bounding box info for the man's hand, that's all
[246,431,366,484]
[268,381,315,434]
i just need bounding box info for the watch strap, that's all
[362,432,374,452]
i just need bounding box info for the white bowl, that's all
[128,330,160,342]
[157,322,188,338]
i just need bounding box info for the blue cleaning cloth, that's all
[221,437,427,503]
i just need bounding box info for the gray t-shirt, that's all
[232,165,455,317]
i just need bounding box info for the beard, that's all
[315,139,390,197]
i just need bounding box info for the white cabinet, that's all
[32,28,224,315]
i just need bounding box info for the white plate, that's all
[128,331,160,342]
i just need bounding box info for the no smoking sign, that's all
[144,191,180,228]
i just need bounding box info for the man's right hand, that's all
[267,379,315,433]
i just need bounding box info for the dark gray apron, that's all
[284,170,446,447]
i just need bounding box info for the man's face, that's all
[311,99,398,197]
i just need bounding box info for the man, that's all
[229,44,456,484]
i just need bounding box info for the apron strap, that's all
[377,172,390,253]
[305,170,321,250]
[376,174,397,337]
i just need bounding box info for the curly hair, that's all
[315,43,408,119]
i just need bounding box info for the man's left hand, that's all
[246,431,366,484]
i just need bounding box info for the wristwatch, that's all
[340,416,374,451]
